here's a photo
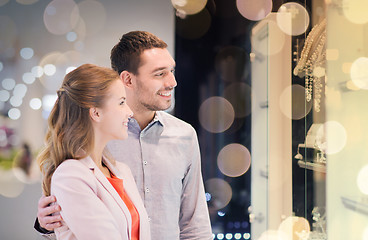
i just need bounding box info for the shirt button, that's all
[148,217,151,222]
[145,188,150,193]
[143,161,148,165]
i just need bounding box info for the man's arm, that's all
[34,195,61,239]
[179,128,212,240]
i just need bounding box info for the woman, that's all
[37,64,150,240]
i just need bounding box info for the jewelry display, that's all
[307,207,327,240]
[294,19,327,112]
[294,123,326,172]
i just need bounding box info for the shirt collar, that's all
[128,111,164,135]
[154,111,165,126]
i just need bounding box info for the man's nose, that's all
[165,73,177,88]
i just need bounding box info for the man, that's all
[36,31,212,240]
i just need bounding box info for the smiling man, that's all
[36,31,212,240]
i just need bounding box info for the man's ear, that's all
[120,71,133,88]
[89,107,101,122]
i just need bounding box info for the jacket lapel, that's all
[80,156,132,239]
[103,159,150,240]
[123,175,149,240]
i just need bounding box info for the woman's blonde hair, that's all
[37,64,119,196]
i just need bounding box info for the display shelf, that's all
[297,160,326,173]
[341,196,368,216]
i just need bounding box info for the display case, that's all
[250,13,292,239]
[250,1,368,239]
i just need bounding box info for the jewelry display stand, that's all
[307,207,327,240]
[292,15,328,240]
[297,161,326,173]
[294,18,326,113]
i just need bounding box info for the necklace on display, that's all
[294,18,327,112]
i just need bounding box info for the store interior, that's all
[1,0,368,239]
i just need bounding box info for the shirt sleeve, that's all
[179,127,213,240]
[33,218,56,240]
[51,161,123,240]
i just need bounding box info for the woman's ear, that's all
[120,71,133,88]
[89,107,101,122]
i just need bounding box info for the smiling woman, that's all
[0,0,174,239]
[37,64,150,240]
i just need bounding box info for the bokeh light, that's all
[77,0,106,37]
[74,40,85,51]
[31,65,44,78]
[8,108,21,120]
[217,233,224,239]
[43,0,79,35]
[66,31,77,42]
[343,0,368,24]
[326,49,339,61]
[71,17,87,44]
[357,165,368,195]
[243,233,251,239]
[22,72,36,85]
[66,66,77,74]
[279,85,292,119]
[44,64,57,76]
[236,0,272,21]
[29,98,42,110]
[2,78,16,90]
[278,216,311,240]
[350,57,368,90]
[8,133,20,147]
[345,80,360,91]
[13,84,27,98]
[205,178,232,211]
[9,96,22,107]
[313,66,326,78]
[39,52,64,91]
[225,233,233,239]
[251,19,286,56]
[217,143,251,177]
[0,90,10,102]
[42,94,58,112]
[223,82,252,118]
[234,233,242,239]
[342,62,352,74]
[290,84,312,120]
[0,168,25,198]
[317,121,347,155]
[20,47,34,60]
[199,96,235,133]
[171,0,207,15]
[45,51,86,89]
[277,2,310,36]
[176,8,211,39]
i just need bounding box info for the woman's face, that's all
[97,79,133,141]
